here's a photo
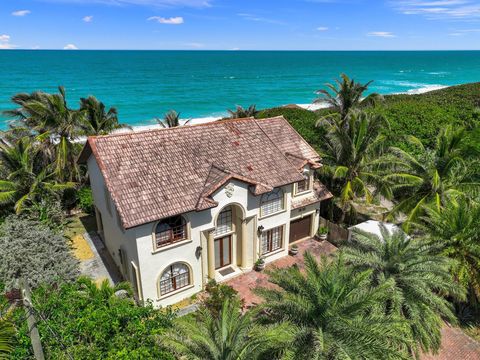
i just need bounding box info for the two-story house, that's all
[78,116,332,307]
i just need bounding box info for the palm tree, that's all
[162,299,293,360]
[255,253,411,360]
[318,110,390,223]
[3,86,84,182]
[342,226,466,357]
[381,126,480,229]
[227,105,258,119]
[417,198,480,305]
[0,137,73,214]
[77,276,132,303]
[315,73,383,124]
[156,110,190,128]
[0,319,14,359]
[79,96,130,135]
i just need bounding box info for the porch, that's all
[225,238,337,306]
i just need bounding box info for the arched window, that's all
[214,206,233,237]
[155,215,187,249]
[159,263,190,296]
[260,188,284,216]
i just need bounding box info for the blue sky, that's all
[2,0,480,50]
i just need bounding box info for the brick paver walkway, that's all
[225,237,480,359]
[226,238,337,306]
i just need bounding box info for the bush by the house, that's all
[77,186,95,214]
[0,215,79,290]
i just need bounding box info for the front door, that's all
[289,216,312,243]
[214,235,232,269]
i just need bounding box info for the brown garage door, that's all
[289,216,312,243]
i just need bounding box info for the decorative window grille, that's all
[155,216,187,248]
[260,188,284,216]
[261,226,283,255]
[159,263,190,295]
[214,207,233,237]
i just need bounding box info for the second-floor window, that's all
[295,173,310,194]
[260,188,284,217]
[155,216,187,249]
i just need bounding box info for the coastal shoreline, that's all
[118,83,451,134]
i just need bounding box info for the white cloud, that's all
[185,42,204,48]
[147,16,184,24]
[12,9,31,16]
[31,45,41,49]
[390,0,480,19]
[36,0,211,8]
[367,31,396,38]
[317,26,329,31]
[63,43,79,50]
[0,34,18,49]
[83,15,94,22]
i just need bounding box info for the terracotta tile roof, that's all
[79,116,325,229]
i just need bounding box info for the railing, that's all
[156,224,187,248]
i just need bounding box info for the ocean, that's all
[1,50,479,130]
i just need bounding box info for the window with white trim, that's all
[260,188,284,216]
[261,226,283,255]
[214,207,233,237]
[295,173,310,194]
[159,263,190,296]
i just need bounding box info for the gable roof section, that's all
[79,116,324,229]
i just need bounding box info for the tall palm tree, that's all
[381,126,480,230]
[0,137,72,214]
[417,198,480,304]
[342,226,466,357]
[315,73,383,124]
[227,105,258,119]
[3,86,84,182]
[162,299,293,360]
[156,110,190,128]
[79,96,130,135]
[318,110,390,223]
[255,253,411,360]
[0,319,14,359]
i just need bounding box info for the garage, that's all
[289,216,312,243]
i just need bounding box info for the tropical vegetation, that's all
[255,253,411,359]
[1,79,479,357]
[157,110,190,128]
[343,226,465,357]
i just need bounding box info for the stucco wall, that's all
[87,156,141,296]
[89,158,321,308]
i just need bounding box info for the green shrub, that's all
[9,279,175,359]
[0,215,79,291]
[203,279,241,314]
[77,186,94,214]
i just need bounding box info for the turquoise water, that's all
[1,50,479,129]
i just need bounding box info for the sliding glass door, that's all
[214,235,232,269]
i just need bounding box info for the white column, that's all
[207,230,215,279]
[241,219,248,269]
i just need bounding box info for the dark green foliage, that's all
[256,107,325,152]
[10,277,175,360]
[343,226,465,357]
[0,215,78,290]
[255,253,412,359]
[77,186,94,214]
[162,298,293,360]
[202,279,241,314]
[365,82,480,149]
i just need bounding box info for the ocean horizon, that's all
[1,50,480,130]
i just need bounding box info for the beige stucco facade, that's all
[87,155,322,308]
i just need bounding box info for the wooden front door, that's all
[214,235,232,269]
[289,216,312,243]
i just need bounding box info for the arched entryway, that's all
[206,203,249,280]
